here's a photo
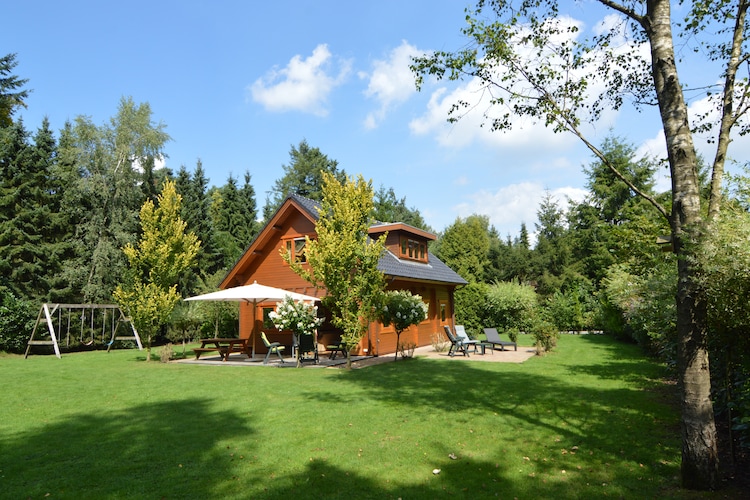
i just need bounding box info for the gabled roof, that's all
[222,193,467,288]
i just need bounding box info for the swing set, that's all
[25,303,143,359]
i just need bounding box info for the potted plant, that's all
[269,296,324,367]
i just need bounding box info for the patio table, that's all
[194,338,249,361]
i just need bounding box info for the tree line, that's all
[0,52,427,351]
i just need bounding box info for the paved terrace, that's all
[175,344,536,368]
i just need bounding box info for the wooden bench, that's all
[193,347,224,359]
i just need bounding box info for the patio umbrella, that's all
[185,281,319,358]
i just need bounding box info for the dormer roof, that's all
[222,193,467,288]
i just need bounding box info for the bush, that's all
[532,320,559,355]
[431,331,449,352]
[398,341,416,359]
[0,288,35,353]
[454,282,489,336]
[159,343,174,363]
[542,285,598,332]
[484,281,538,332]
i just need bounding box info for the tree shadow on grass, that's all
[0,399,254,498]
[564,334,671,388]
[307,354,682,498]
[246,456,588,499]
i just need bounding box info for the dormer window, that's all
[399,236,427,262]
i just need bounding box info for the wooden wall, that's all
[233,208,458,357]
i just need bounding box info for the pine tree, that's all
[0,118,58,301]
[0,53,29,128]
[263,139,346,220]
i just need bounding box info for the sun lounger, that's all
[482,327,518,351]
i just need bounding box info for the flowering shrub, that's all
[379,290,428,361]
[268,295,323,336]
[380,290,428,333]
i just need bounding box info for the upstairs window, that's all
[284,237,307,263]
[399,237,427,262]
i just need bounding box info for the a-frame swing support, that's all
[25,304,143,359]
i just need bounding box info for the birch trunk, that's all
[646,0,718,489]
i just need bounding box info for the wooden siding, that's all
[227,201,460,357]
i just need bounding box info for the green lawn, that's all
[0,335,735,498]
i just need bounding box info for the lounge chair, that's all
[261,331,286,364]
[443,325,469,357]
[454,325,480,353]
[482,328,518,351]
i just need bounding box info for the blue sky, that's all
[5,1,747,238]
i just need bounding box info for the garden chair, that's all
[443,325,469,357]
[261,332,286,364]
[454,325,480,353]
[482,328,518,351]
[326,341,347,359]
[296,333,319,364]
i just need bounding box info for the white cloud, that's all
[409,80,576,150]
[360,40,422,129]
[408,14,657,153]
[249,44,351,116]
[635,87,750,194]
[452,182,588,240]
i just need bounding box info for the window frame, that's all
[282,236,308,264]
[398,236,428,263]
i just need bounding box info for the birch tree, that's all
[412,0,750,490]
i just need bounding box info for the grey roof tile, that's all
[287,194,467,285]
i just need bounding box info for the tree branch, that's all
[596,0,644,25]
[708,0,749,221]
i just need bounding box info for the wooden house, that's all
[220,194,468,357]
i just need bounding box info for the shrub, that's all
[159,343,174,363]
[431,332,449,352]
[484,281,538,332]
[454,282,489,335]
[542,285,597,332]
[532,320,559,355]
[0,288,35,354]
[399,341,416,359]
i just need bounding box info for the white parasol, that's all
[185,281,319,358]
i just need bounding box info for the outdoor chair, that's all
[296,333,319,364]
[326,341,347,360]
[261,331,286,364]
[443,325,469,357]
[482,328,518,351]
[454,325,480,353]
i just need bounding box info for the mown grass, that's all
[1,335,738,498]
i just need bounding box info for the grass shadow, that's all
[0,398,254,498]
[312,345,682,497]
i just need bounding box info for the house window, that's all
[284,237,307,263]
[399,237,427,262]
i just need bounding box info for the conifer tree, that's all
[114,180,199,360]
[286,173,386,369]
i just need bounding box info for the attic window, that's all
[284,237,307,263]
[399,236,427,262]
